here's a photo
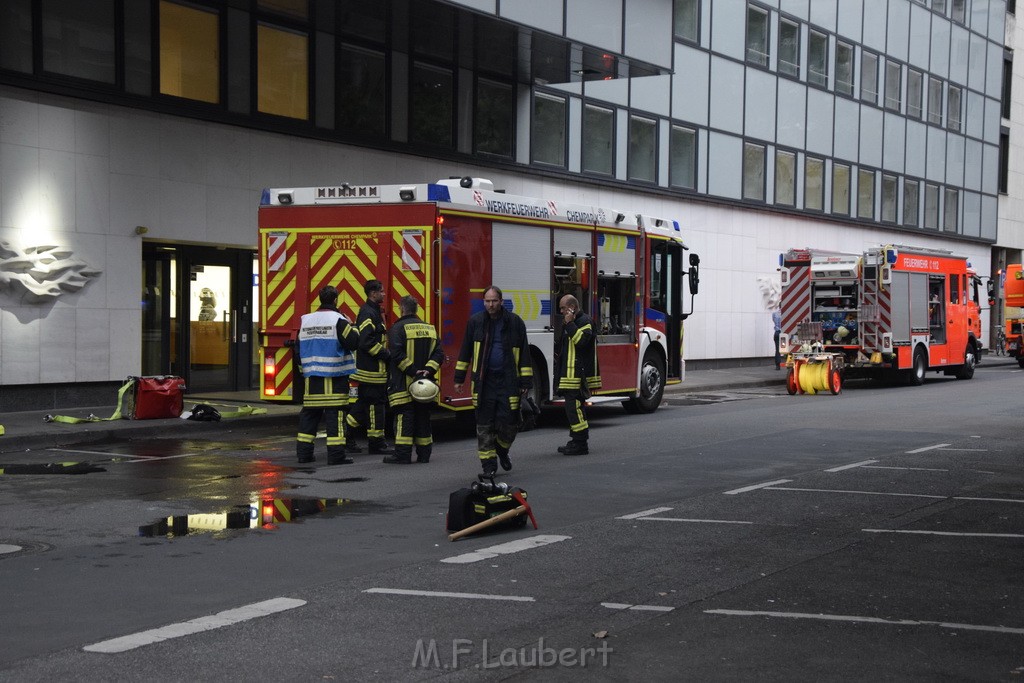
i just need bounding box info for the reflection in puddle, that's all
[138,497,352,537]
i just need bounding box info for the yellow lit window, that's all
[159,1,219,104]
[258,23,308,120]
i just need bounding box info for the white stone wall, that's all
[0,84,997,388]
[999,12,1024,251]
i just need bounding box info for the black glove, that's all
[379,348,391,363]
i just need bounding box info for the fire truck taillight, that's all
[264,357,276,395]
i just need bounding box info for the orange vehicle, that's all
[997,264,1024,368]
[257,177,700,414]
[779,244,982,391]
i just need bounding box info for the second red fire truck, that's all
[779,244,982,392]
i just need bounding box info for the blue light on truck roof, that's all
[260,189,270,206]
[673,220,680,232]
[427,184,451,202]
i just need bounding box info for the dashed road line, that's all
[723,479,792,495]
[83,598,305,653]
[905,443,951,454]
[863,529,1024,538]
[441,535,571,564]
[705,609,1024,635]
[640,517,754,525]
[363,588,534,602]
[601,603,674,612]
[861,465,949,472]
[767,486,945,499]
[953,496,1024,504]
[824,460,878,472]
[616,507,673,520]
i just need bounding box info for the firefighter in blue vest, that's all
[554,294,600,455]
[346,279,393,454]
[295,285,359,464]
[384,296,444,464]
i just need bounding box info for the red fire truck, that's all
[993,263,1024,367]
[779,244,982,391]
[257,177,700,414]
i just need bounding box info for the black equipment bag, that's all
[446,475,528,533]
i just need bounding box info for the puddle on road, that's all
[139,497,356,538]
[0,461,105,475]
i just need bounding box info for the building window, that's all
[1003,50,1014,120]
[951,0,966,23]
[804,157,824,210]
[628,115,657,183]
[861,51,879,104]
[746,5,769,67]
[907,69,923,119]
[743,142,766,201]
[474,78,514,158]
[411,1,454,62]
[258,0,308,19]
[775,150,796,206]
[674,0,699,43]
[779,19,800,78]
[257,23,308,120]
[928,77,943,125]
[41,0,115,83]
[932,0,946,13]
[159,2,220,104]
[532,93,566,166]
[832,163,851,215]
[338,44,386,138]
[1000,126,1010,193]
[836,41,854,96]
[884,60,902,111]
[924,183,940,229]
[0,0,32,73]
[947,85,962,132]
[903,179,919,227]
[808,30,828,88]
[583,105,614,175]
[409,62,453,147]
[476,16,515,78]
[943,188,958,231]
[670,125,697,190]
[881,174,898,222]
[858,168,875,219]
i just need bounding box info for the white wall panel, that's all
[567,0,621,52]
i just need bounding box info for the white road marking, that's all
[861,465,949,472]
[601,602,674,612]
[48,448,122,457]
[46,448,194,462]
[0,544,22,555]
[83,598,305,653]
[863,529,1024,538]
[723,479,792,495]
[824,460,878,472]
[767,486,945,499]
[954,496,1024,504]
[363,588,534,602]
[937,448,988,452]
[705,609,1024,635]
[640,517,754,525]
[905,443,951,453]
[616,507,673,520]
[441,535,571,564]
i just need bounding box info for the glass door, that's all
[188,263,234,392]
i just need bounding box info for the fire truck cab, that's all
[257,177,700,414]
[995,263,1024,367]
[780,244,981,387]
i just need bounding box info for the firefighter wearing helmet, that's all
[384,295,444,464]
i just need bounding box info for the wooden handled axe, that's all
[447,491,538,542]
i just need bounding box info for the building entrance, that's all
[142,244,257,393]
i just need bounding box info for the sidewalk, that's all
[0,357,1008,454]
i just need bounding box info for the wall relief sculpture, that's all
[0,241,102,304]
[756,273,781,311]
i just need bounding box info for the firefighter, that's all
[384,296,444,464]
[453,286,533,475]
[554,294,600,456]
[295,285,359,464]
[347,279,393,454]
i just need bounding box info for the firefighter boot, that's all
[496,444,512,472]
[559,440,589,456]
[481,456,498,476]
[369,439,393,455]
[416,445,432,464]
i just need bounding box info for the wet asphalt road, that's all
[1,366,1023,680]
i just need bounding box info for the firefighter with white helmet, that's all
[384,296,444,464]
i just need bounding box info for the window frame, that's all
[775,149,797,206]
[778,18,800,79]
[804,156,825,211]
[674,0,700,44]
[832,162,851,216]
[903,178,920,227]
[745,4,770,67]
[860,50,879,105]
[907,68,923,119]
[807,29,828,88]
[943,188,959,231]
[857,168,875,220]
[947,84,962,132]
[627,114,658,183]
[928,76,944,126]
[924,183,940,229]
[884,60,902,112]
[835,41,855,97]
[881,173,898,223]
[742,141,767,202]
[670,124,698,190]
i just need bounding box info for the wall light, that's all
[134,225,149,235]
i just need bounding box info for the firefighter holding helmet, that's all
[384,296,444,464]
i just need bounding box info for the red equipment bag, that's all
[128,376,186,420]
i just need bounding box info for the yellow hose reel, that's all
[786,356,842,395]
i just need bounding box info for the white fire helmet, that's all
[409,378,439,403]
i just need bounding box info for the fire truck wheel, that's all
[827,365,842,394]
[954,343,976,380]
[906,347,927,386]
[1018,357,1024,369]
[623,350,665,413]
[786,368,798,395]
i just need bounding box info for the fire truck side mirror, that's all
[687,254,700,295]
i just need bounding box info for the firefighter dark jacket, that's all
[387,314,444,405]
[555,310,601,395]
[352,299,388,385]
[454,307,533,409]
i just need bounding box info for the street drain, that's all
[138,497,353,538]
